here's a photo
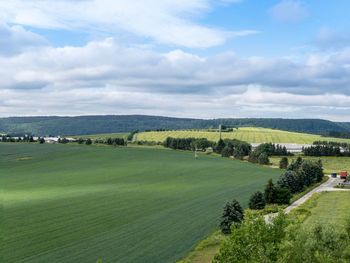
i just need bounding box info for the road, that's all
[265,176,349,222]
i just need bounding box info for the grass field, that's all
[0,143,281,263]
[136,127,350,144]
[270,156,350,174]
[292,191,350,228]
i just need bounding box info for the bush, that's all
[258,153,270,165]
[221,146,232,157]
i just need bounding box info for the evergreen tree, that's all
[219,199,244,234]
[279,157,289,169]
[273,187,291,205]
[249,191,266,210]
[264,179,276,204]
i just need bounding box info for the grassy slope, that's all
[292,191,350,228]
[0,143,280,263]
[270,156,350,174]
[136,127,350,144]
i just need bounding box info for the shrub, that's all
[258,153,270,165]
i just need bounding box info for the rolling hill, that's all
[0,115,350,136]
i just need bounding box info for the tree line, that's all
[248,143,291,165]
[303,141,350,156]
[78,137,126,146]
[163,137,252,159]
[322,130,350,139]
[220,157,324,234]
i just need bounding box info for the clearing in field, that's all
[136,127,350,144]
[1,143,280,263]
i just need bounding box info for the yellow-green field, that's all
[270,156,350,174]
[136,127,350,144]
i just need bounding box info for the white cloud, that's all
[0,36,350,120]
[0,0,255,48]
[269,0,308,22]
[0,23,48,56]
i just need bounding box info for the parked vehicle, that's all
[340,171,348,180]
[331,172,337,178]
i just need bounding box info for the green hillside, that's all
[0,115,349,136]
[1,143,280,263]
[136,127,350,144]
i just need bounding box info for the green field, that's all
[270,156,350,174]
[136,127,350,144]
[0,143,281,263]
[292,191,350,228]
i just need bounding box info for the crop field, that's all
[270,156,350,174]
[0,143,280,263]
[136,127,350,144]
[292,191,350,229]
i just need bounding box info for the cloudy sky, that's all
[1,0,350,121]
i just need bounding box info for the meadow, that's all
[292,191,350,228]
[0,143,280,263]
[136,127,350,144]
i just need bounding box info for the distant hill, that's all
[0,115,349,136]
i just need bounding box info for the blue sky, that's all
[1,0,350,121]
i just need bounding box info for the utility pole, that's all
[219,124,222,140]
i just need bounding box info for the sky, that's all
[1,0,350,121]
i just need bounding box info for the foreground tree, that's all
[249,191,266,210]
[219,199,244,234]
[214,212,288,263]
